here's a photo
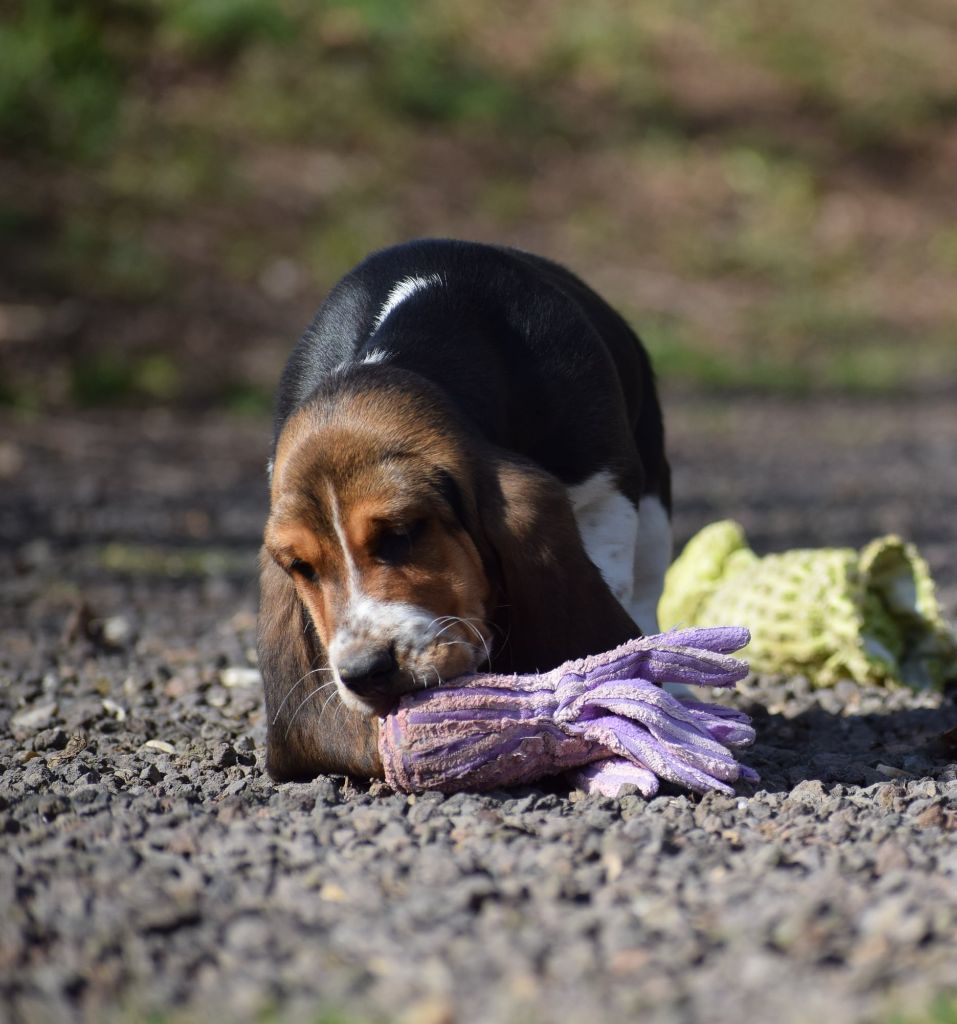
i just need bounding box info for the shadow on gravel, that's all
[741,693,957,794]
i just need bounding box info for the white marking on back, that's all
[568,471,639,610]
[372,273,444,331]
[360,348,388,364]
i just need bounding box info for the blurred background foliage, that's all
[1,0,956,411]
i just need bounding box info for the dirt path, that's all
[2,395,956,1024]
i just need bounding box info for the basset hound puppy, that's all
[260,239,672,781]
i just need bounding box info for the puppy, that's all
[259,239,671,781]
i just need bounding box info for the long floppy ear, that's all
[476,457,641,673]
[258,547,381,781]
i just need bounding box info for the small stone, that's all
[143,739,176,754]
[224,913,270,950]
[319,882,348,903]
[11,703,58,733]
[22,759,53,788]
[367,820,403,854]
[876,784,902,810]
[60,698,106,732]
[37,795,71,821]
[166,830,199,856]
[212,742,237,769]
[32,728,68,752]
[205,686,229,708]
[60,760,97,784]
[602,849,625,882]
[312,777,341,806]
[100,615,132,648]
[351,808,384,835]
[610,948,650,973]
[220,667,262,688]
[914,804,946,829]
[139,764,164,784]
[787,779,826,806]
[101,698,127,721]
[875,840,911,875]
[860,897,930,945]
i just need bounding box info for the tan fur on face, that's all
[266,388,492,712]
[260,371,646,781]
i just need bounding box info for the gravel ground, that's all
[2,395,956,1024]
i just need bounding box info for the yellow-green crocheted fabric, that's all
[658,520,957,688]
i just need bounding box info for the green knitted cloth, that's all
[658,521,957,689]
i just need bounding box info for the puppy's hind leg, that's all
[567,471,639,616]
[628,494,672,636]
[630,495,711,698]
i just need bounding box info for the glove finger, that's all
[677,702,756,746]
[571,758,659,798]
[582,716,737,794]
[565,679,756,751]
[558,627,749,688]
[589,687,756,752]
[563,680,739,757]
[654,626,751,655]
[606,715,744,783]
[561,646,748,694]
[571,691,734,761]
[638,645,749,687]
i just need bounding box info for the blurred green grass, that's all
[1,0,956,408]
[889,995,957,1024]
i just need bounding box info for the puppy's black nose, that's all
[336,646,398,696]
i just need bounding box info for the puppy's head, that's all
[265,377,493,716]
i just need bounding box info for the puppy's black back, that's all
[276,239,668,505]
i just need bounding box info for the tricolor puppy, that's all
[260,239,672,781]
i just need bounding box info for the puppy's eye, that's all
[288,558,317,582]
[374,520,425,566]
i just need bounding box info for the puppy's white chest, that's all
[567,471,671,635]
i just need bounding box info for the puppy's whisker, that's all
[317,684,340,720]
[458,618,492,669]
[425,615,459,632]
[432,621,464,642]
[430,615,492,667]
[433,616,479,640]
[332,698,348,735]
[271,667,336,725]
[480,618,507,640]
[499,620,514,657]
[284,681,336,739]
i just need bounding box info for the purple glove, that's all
[379,627,759,798]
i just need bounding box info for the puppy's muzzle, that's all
[336,645,400,702]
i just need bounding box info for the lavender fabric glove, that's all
[379,627,759,798]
